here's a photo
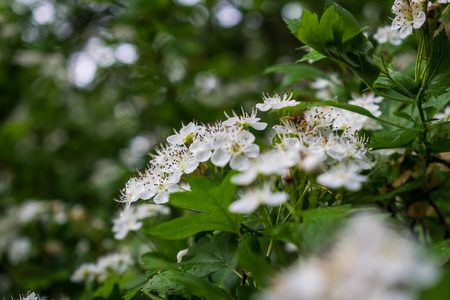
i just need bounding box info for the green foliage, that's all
[145,173,242,239]
[425,32,450,96]
[178,232,238,277]
[142,270,233,300]
[370,129,419,150]
[267,206,360,255]
[288,3,380,85]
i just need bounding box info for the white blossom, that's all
[167,122,204,145]
[211,129,260,171]
[391,0,426,39]
[112,204,170,240]
[223,107,267,130]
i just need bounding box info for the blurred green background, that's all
[0,0,398,298]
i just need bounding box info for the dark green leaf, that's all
[298,49,326,63]
[142,270,233,300]
[392,111,414,122]
[426,32,450,96]
[179,232,238,277]
[373,71,417,97]
[429,139,450,153]
[290,4,379,85]
[369,129,419,150]
[266,206,361,255]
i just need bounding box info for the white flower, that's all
[96,253,133,281]
[223,107,267,130]
[317,163,368,191]
[72,253,134,283]
[20,292,40,300]
[71,263,98,283]
[167,122,204,145]
[117,177,154,215]
[373,25,403,45]
[112,204,170,240]
[391,0,426,39]
[211,129,260,171]
[229,184,289,214]
[256,91,299,111]
[7,237,32,265]
[177,248,189,263]
[311,74,340,100]
[231,149,296,185]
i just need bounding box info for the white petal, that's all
[231,171,257,185]
[194,149,212,162]
[256,103,271,111]
[244,144,260,158]
[251,122,268,130]
[230,155,251,171]
[229,198,260,214]
[211,149,231,167]
[263,192,289,206]
[399,25,413,39]
[154,192,169,204]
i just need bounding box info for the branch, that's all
[427,196,450,239]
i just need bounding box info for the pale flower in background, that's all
[373,25,402,45]
[260,214,440,300]
[317,163,368,191]
[229,184,289,214]
[256,92,299,111]
[20,291,40,300]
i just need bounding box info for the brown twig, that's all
[429,156,450,169]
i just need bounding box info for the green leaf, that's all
[92,274,123,300]
[373,71,417,97]
[144,172,242,239]
[425,31,450,96]
[423,88,450,119]
[142,270,233,300]
[141,252,175,272]
[298,49,326,63]
[290,3,379,85]
[266,206,361,255]
[429,139,450,153]
[392,111,414,122]
[237,250,275,287]
[179,232,238,277]
[369,129,419,150]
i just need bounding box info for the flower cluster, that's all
[261,214,439,300]
[116,108,266,215]
[71,252,133,284]
[117,92,374,216]
[0,200,69,265]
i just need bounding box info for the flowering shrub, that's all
[6,0,450,299]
